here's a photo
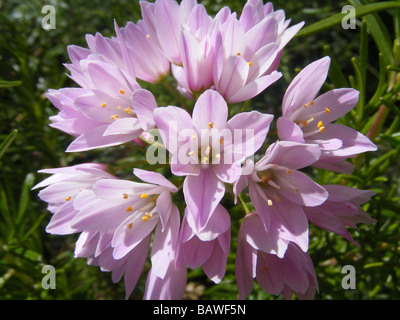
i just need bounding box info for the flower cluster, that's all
[35,0,377,300]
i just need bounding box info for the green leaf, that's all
[0,129,18,160]
[16,173,36,227]
[348,0,394,67]
[323,45,349,88]
[0,80,22,88]
[296,1,400,45]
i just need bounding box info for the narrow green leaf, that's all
[0,129,18,160]
[351,57,366,122]
[323,45,349,88]
[0,183,13,237]
[348,0,393,67]
[380,97,400,116]
[366,53,389,110]
[16,173,36,226]
[296,2,400,39]
[0,80,22,88]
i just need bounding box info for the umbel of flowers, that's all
[34,0,377,300]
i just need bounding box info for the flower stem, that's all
[238,194,251,215]
[162,79,191,113]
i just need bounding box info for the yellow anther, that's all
[303,104,309,109]
[317,121,325,132]
[141,193,148,199]
[192,135,197,141]
[301,120,308,127]
[202,157,209,164]
[146,34,150,39]
[309,101,314,106]
[267,200,273,206]
[275,197,281,203]
[117,106,122,110]
[261,176,268,184]
[101,103,107,108]
[127,222,133,229]
[123,193,128,199]
[248,61,253,67]
[208,122,214,129]
[286,169,292,175]
[126,206,133,212]
[124,107,132,114]
[142,216,149,222]
[215,154,221,160]
[188,151,195,157]
[120,89,126,94]
[65,196,71,202]
[111,115,119,120]
[325,107,331,114]
[236,52,241,56]
[273,164,278,169]
[145,212,153,219]
[220,138,224,145]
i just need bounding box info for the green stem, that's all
[238,194,251,215]
[162,79,191,113]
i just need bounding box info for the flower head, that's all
[234,141,328,251]
[304,185,376,245]
[47,22,158,152]
[277,57,377,173]
[236,212,318,300]
[32,163,115,235]
[154,89,273,235]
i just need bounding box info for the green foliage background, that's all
[0,0,399,300]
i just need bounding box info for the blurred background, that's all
[0,0,399,300]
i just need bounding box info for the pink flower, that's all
[154,89,273,236]
[304,185,376,245]
[34,166,186,299]
[139,0,198,66]
[75,230,151,300]
[172,0,304,103]
[47,22,158,152]
[32,163,115,235]
[236,212,318,300]
[277,57,377,173]
[210,1,304,103]
[118,20,170,83]
[234,141,328,251]
[176,206,231,284]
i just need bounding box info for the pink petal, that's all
[275,168,328,207]
[133,169,178,193]
[227,111,273,158]
[229,70,282,104]
[131,89,158,131]
[66,125,140,152]
[183,169,225,231]
[282,57,330,118]
[276,116,305,143]
[192,90,228,131]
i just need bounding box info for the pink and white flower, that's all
[154,89,273,236]
[276,57,377,173]
[236,212,318,300]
